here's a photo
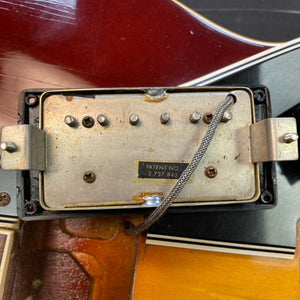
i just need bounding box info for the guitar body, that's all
[0,0,270,128]
[0,1,298,299]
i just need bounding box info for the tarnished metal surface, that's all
[0,125,46,171]
[0,169,18,217]
[250,118,298,162]
[40,88,258,210]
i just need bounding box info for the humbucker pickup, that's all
[0,87,298,214]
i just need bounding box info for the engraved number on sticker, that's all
[138,161,188,179]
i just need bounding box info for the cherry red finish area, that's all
[0,0,270,127]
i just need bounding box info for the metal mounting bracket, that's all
[0,125,46,171]
[250,118,298,163]
[1,119,297,172]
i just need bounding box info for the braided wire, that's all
[125,95,235,235]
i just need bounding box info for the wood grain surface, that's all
[6,216,143,299]
[132,222,300,299]
[5,216,300,299]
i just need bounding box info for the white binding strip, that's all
[147,234,295,259]
[146,239,294,260]
[180,37,300,87]
[0,230,14,298]
[147,234,295,253]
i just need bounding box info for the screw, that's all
[160,112,170,124]
[283,133,298,143]
[203,113,213,124]
[205,166,217,178]
[129,113,139,125]
[1,142,16,153]
[0,192,10,206]
[24,200,38,215]
[253,89,266,102]
[221,110,232,122]
[261,191,273,204]
[189,111,201,124]
[25,94,38,106]
[83,171,96,183]
[64,115,77,127]
[97,114,108,126]
[82,116,95,128]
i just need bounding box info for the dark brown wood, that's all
[7,217,142,299]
